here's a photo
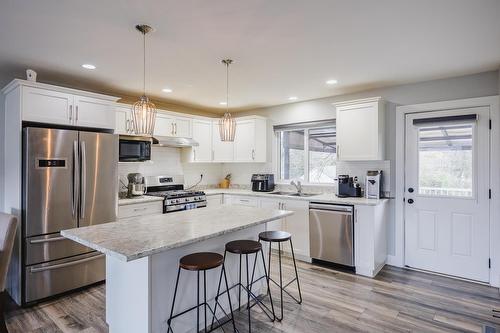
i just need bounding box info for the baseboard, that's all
[386,254,403,267]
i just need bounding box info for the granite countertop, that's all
[203,188,387,206]
[62,205,292,262]
[118,195,163,206]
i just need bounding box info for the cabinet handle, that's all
[212,150,215,161]
[126,119,129,132]
[193,149,196,161]
[75,105,79,122]
[133,207,148,212]
[174,123,177,135]
[252,149,255,160]
[337,145,340,159]
[69,105,73,121]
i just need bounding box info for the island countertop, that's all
[61,205,292,262]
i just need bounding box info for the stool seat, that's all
[259,231,291,242]
[180,252,224,271]
[225,240,262,254]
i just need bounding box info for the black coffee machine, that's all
[337,175,362,197]
[251,174,275,192]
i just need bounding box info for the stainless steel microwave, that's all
[119,136,152,162]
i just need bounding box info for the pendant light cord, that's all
[226,61,229,115]
[143,31,146,96]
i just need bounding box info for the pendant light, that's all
[132,24,157,136]
[218,59,236,142]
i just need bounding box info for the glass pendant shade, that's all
[132,95,157,136]
[219,112,236,141]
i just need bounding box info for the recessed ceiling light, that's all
[162,88,173,93]
[81,64,96,70]
[326,79,338,85]
[288,96,298,101]
[219,102,227,105]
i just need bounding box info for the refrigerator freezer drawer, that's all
[25,233,94,265]
[309,206,354,266]
[25,252,105,303]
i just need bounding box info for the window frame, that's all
[275,123,337,185]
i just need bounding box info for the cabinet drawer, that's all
[226,195,259,207]
[118,201,163,219]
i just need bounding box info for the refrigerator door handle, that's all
[72,140,79,218]
[80,140,87,219]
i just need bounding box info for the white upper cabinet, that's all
[335,97,385,161]
[8,80,118,129]
[233,117,267,162]
[154,112,192,138]
[114,104,134,135]
[22,86,73,125]
[191,119,213,162]
[73,95,115,129]
[212,122,234,162]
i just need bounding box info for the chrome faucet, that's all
[290,180,302,195]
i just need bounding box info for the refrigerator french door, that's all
[23,127,117,304]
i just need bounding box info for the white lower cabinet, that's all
[259,198,284,231]
[206,194,223,207]
[118,201,163,219]
[224,195,259,207]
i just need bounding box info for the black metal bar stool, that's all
[212,240,275,333]
[259,231,302,321]
[167,252,237,333]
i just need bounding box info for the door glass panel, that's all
[279,130,305,180]
[418,123,474,197]
[308,127,336,183]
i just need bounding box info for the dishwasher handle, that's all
[309,203,353,213]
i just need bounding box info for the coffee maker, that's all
[365,170,383,199]
[251,174,275,192]
[127,173,146,197]
[337,175,361,198]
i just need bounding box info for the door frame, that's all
[394,96,500,286]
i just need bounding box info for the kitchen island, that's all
[62,205,292,333]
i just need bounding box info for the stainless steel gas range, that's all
[145,175,207,213]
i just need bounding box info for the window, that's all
[276,121,336,183]
[417,123,474,198]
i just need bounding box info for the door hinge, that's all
[489,258,491,269]
[489,119,492,130]
[489,189,492,199]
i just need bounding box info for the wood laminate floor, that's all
[5,257,500,332]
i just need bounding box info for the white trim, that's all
[332,96,383,107]
[395,95,500,286]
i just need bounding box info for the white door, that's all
[173,117,192,138]
[73,96,114,129]
[191,120,213,162]
[212,122,234,162]
[234,120,255,162]
[22,86,73,125]
[404,107,490,282]
[154,113,175,137]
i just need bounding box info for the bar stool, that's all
[167,252,237,333]
[259,231,302,321]
[212,240,275,333]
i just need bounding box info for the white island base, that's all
[106,223,268,333]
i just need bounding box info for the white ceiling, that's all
[0,0,499,112]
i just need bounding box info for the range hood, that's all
[152,136,199,148]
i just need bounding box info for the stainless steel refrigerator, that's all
[22,127,118,304]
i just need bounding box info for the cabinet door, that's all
[115,105,133,135]
[234,120,255,162]
[154,113,175,137]
[173,117,192,138]
[336,103,379,160]
[260,198,283,231]
[74,96,115,129]
[206,195,223,207]
[192,120,213,162]
[282,199,310,257]
[22,86,72,125]
[212,122,234,162]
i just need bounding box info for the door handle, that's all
[80,141,87,219]
[408,187,414,193]
[407,198,414,204]
[72,140,79,218]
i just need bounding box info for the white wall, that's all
[224,70,499,256]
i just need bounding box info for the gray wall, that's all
[0,91,4,212]
[225,70,499,256]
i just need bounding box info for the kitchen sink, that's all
[269,191,317,197]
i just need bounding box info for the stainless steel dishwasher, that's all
[309,203,354,267]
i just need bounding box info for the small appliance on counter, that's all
[251,174,275,192]
[337,174,362,198]
[365,170,383,199]
[127,173,146,197]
